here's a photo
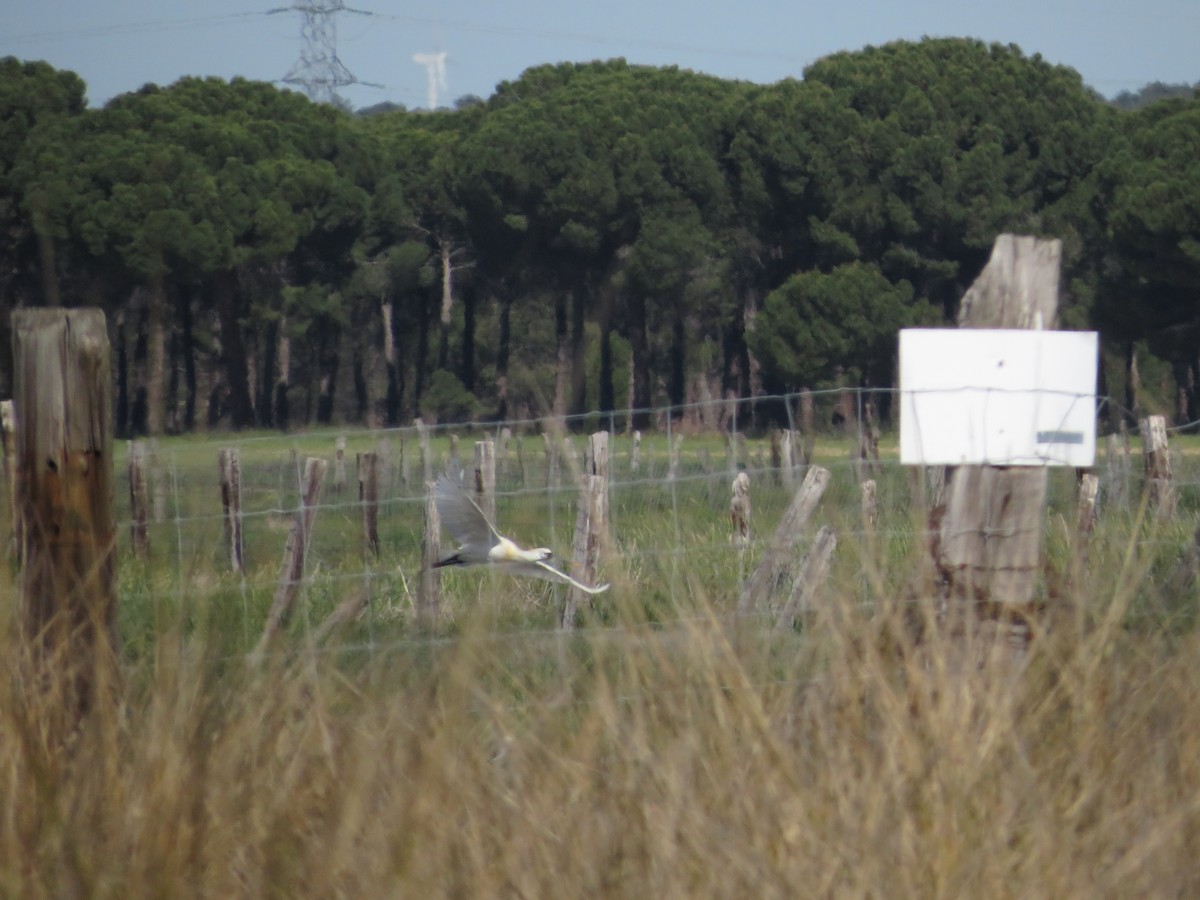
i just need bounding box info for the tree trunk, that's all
[275,316,290,431]
[669,311,686,409]
[146,274,167,436]
[628,294,652,430]
[570,286,587,417]
[553,294,569,420]
[214,270,255,429]
[316,325,339,425]
[179,286,197,432]
[495,292,512,421]
[461,285,476,394]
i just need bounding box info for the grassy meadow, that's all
[2,421,1200,896]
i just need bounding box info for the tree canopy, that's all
[0,41,1190,433]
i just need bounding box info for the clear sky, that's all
[3,1,1197,110]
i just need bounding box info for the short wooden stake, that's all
[860,478,878,534]
[474,440,496,524]
[668,433,682,481]
[630,429,642,473]
[257,456,327,653]
[740,466,831,613]
[417,479,441,627]
[415,418,433,483]
[217,447,244,574]
[1072,472,1100,581]
[333,436,348,493]
[358,451,380,560]
[730,470,751,546]
[1140,415,1175,518]
[128,440,150,560]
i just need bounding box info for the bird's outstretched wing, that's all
[514,559,610,594]
[435,471,502,553]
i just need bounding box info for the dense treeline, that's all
[0,40,1197,435]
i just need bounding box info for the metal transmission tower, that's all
[269,0,380,106]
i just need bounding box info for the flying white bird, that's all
[432,471,610,594]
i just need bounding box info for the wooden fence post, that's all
[775,526,837,631]
[0,398,14,495]
[563,431,610,629]
[218,447,244,574]
[257,456,327,654]
[860,478,878,534]
[474,440,496,524]
[128,440,149,560]
[1072,472,1100,582]
[740,466,831,613]
[358,451,380,560]
[12,307,117,719]
[415,418,433,483]
[333,436,348,493]
[936,234,1061,615]
[1140,415,1175,517]
[418,479,441,627]
[730,470,751,546]
[630,430,642,474]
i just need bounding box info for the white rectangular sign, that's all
[899,328,1098,467]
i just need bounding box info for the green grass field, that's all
[2,424,1200,896]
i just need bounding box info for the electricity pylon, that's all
[268,0,381,106]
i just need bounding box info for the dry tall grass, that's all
[3,561,1200,900]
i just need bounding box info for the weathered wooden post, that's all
[415,418,433,483]
[630,429,642,474]
[128,440,150,560]
[0,399,14,494]
[474,440,496,524]
[860,478,878,534]
[12,308,117,717]
[449,433,460,470]
[358,451,381,560]
[563,431,610,629]
[543,431,560,489]
[1072,472,1100,582]
[257,457,327,654]
[333,435,348,493]
[217,447,244,574]
[740,466,831,613]
[498,426,512,481]
[730,470,751,546]
[936,234,1061,616]
[668,432,682,481]
[1139,415,1175,518]
[418,479,441,627]
[775,526,837,631]
[799,389,816,465]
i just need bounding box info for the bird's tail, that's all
[432,553,466,569]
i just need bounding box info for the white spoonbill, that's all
[432,471,610,594]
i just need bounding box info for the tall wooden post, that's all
[418,479,442,627]
[257,457,327,654]
[358,451,381,560]
[333,436,348,493]
[563,431,610,629]
[12,308,117,717]
[937,234,1060,614]
[740,466,830,613]
[218,447,244,574]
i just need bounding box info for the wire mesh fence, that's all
[73,388,1200,661]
